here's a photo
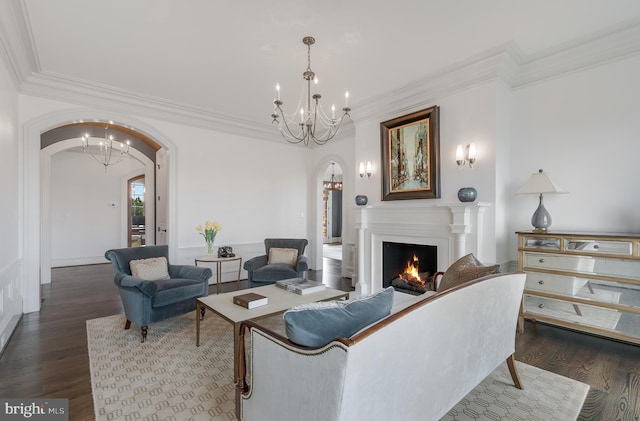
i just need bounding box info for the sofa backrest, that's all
[104,245,170,275]
[264,238,308,257]
[338,272,526,420]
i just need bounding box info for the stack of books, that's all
[275,278,326,295]
[233,292,268,309]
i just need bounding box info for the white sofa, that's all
[237,272,526,421]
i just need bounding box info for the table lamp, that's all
[516,169,567,232]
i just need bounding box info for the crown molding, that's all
[20,70,286,142]
[4,0,640,140]
[0,0,38,87]
[353,18,640,122]
[513,17,640,88]
[352,43,524,122]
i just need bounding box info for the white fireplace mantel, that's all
[354,202,490,295]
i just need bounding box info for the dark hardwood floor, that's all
[0,258,638,420]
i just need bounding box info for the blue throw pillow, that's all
[283,287,394,347]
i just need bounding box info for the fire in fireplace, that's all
[382,242,437,295]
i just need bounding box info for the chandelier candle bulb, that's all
[359,162,365,178]
[276,83,280,100]
[345,91,349,107]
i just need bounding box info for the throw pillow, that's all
[436,253,500,292]
[129,256,170,281]
[268,247,298,267]
[284,287,394,347]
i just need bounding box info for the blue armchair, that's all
[243,238,309,288]
[105,245,212,342]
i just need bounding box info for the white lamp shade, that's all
[516,169,567,195]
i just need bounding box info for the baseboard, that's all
[52,256,108,267]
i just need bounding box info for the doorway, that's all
[128,175,146,247]
[322,162,342,261]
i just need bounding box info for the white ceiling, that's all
[13,0,640,134]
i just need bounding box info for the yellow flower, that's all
[197,220,222,244]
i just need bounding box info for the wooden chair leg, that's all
[141,326,148,343]
[506,354,524,390]
[124,320,132,330]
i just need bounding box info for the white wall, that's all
[507,54,640,260]
[0,51,22,352]
[18,93,317,296]
[134,117,313,260]
[49,150,144,266]
[353,82,502,264]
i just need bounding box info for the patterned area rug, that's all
[87,313,589,421]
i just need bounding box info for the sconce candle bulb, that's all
[359,161,372,179]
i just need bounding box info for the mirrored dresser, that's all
[517,231,640,345]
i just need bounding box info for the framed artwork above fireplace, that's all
[380,106,440,201]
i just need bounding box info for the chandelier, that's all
[324,163,343,190]
[271,36,351,146]
[81,125,131,171]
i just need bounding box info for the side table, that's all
[194,255,242,294]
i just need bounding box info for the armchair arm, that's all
[243,255,268,272]
[296,255,309,273]
[115,272,158,297]
[169,264,212,281]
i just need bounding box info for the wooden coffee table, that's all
[196,284,349,381]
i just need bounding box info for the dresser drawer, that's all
[525,272,588,296]
[524,252,596,273]
[566,239,633,256]
[524,295,621,332]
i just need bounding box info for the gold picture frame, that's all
[380,106,440,201]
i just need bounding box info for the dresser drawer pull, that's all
[538,303,545,309]
[538,280,544,285]
[593,244,599,249]
[538,258,545,263]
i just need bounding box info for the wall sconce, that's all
[456,143,477,169]
[359,161,372,179]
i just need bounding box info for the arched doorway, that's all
[23,110,176,313]
[322,162,343,256]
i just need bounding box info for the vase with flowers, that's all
[197,220,222,254]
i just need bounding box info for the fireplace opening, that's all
[383,242,437,295]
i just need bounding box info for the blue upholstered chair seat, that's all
[105,245,212,342]
[251,263,299,281]
[152,278,206,307]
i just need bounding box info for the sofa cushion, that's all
[284,287,394,347]
[129,257,170,281]
[436,253,500,292]
[268,247,298,267]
